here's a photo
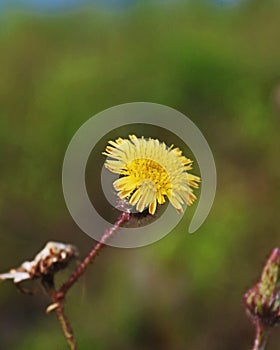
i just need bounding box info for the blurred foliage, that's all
[0,1,280,349]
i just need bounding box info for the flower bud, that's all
[244,248,280,327]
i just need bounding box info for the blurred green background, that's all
[0,0,280,349]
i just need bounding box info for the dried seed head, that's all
[0,242,79,284]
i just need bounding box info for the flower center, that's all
[125,158,170,190]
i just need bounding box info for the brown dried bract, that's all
[0,241,79,284]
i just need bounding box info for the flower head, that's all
[0,242,79,284]
[103,135,200,215]
[244,248,280,327]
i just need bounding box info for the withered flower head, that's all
[0,242,79,284]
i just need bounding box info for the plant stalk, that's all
[252,321,269,350]
[42,275,77,350]
[56,211,130,299]
[44,211,130,349]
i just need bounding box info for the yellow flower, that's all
[103,135,200,215]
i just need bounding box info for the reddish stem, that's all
[252,321,269,350]
[43,275,77,350]
[56,211,130,299]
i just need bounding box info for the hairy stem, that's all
[56,211,131,299]
[54,302,77,350]
[42,275,77,350]
[43,211,130,349]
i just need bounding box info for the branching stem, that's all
[42,275,77,350]
[44,211,131,349]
